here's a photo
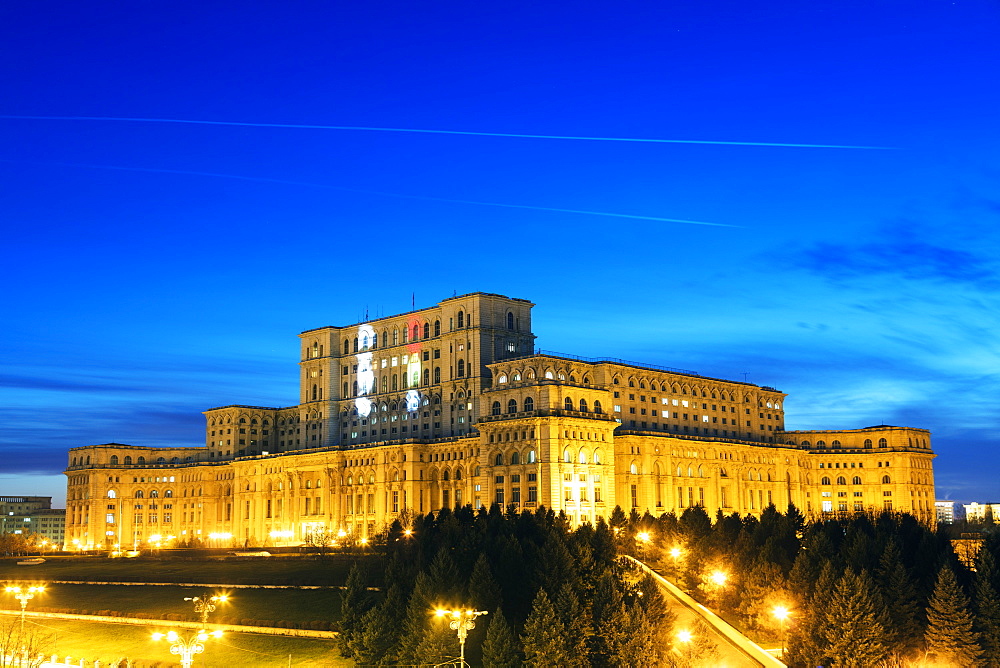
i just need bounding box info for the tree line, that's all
[337,504,711,667]
[629,503,1000,667]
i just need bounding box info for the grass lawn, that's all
[23,617,351,667]
[0,584,344,627]
[0,554,373,587]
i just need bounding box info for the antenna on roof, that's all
[742,371,749,382]
[412,292,415,310]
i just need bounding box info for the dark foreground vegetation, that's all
[628,503,1000,667]
[337,505,704,667]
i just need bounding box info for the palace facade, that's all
[65,292,936,549]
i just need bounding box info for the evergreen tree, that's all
[481,608,520,668]
[521,588,571,667]
[974,549,1000,667]
[338,562,372,657]
[554,582,590,667]
[925,563,982,666]
[348,582,404,665]
[468,552,503,613]
[822,569,889,667]
[877,538,922,658]
[392,571,435,666]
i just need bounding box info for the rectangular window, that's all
[528,486,537,502]
[630,484,638,508]
[495,488,505,505]
[512,487,521,503]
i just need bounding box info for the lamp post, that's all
[676,629,693,663]
[434,608,488,667]
[772,605,790,658]
[184,593,229,628]
[5,585,45,634]
[636,531,650,561]
[152,629,222,668]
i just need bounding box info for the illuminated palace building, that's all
[65,293,936,549]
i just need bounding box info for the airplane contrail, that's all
[0,115,890,150]
[9,159,739,228]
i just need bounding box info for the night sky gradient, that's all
[2,1,998,508]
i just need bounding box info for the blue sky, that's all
[2,1,998,508]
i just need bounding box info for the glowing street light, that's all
[676,629,693,663]
[773,605,791,657]
[434,608,488,667]
[709,570,728,586]
[152,629,222,668]
[184,593,229,627]
[669,546,682,560]
[5,585,45,634]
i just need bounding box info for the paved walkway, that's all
[626,556,785,668]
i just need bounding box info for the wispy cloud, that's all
[0,115,892,149]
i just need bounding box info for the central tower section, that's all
[298,293,536,449]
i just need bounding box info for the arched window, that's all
[165,489,174,498]
[124,455,132,465]
[110,455,119,465]
[423,323,430,338]
[434,367,441,384]
[593,400,603,414]
[137,456,145,464]
[511,451,520,465]
[593,450,602,464]
[150,490,159,498]
[507,399,518,414]
[821,477,830,485]
[864,439,873,448]
[443,470,450,481]
[497,374,508,384]
[107,490,117,499]
[630,463,638,475]
[579,398,588,412]
[524,396,535,411]
[836,476,846,485]
[564,397,573,410]
[528,449,537,463]
[507,312,515,329]
[135,490,144,498]
[457,311,465,328]
[882,475,891,484]
[832,440,841,447]
[353,337,359,352]
[852,476,862,485]
[878,438,888,448]
[457,359,466,377]
[422,369,429,386]
[455,469,462,480]
[393,329,399,345]
[800,440,811,447]
[495,453,504,466]
[492,401,501,416]
[312,384,318,400]
[344,340,350,354]
[412,324,419,340]
[563,448,571,463]
[816,440,826,448]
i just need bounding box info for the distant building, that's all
[935,500,955,524]
[64,292,938,549]
[963,502,1000,523]
[0,496,66,548]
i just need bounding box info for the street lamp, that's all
[434,608,488,667]
[676,629,693,663]
[152,629,222,668]
[184,593,229,628]
[5,585,45,634]
[772,605,791,658]
[709,570,728,586]
[635,531,651,560]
